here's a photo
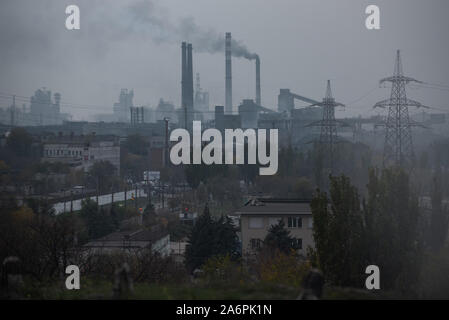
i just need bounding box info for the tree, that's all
[428,170,449,250]
[6,128,32,157]
[121,153,147,182]
[215,215,240,259]
[124,134,149,156]
[0,200,82,281]
[79,199,115,239]
[185,204,239,272]
[310,175,366,287]
[264,220,297,254]
[185,204,215,271]
[363,168,423,292]
[88,160,117,193]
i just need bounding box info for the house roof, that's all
[234,198,312,216]
[84,227,167,249]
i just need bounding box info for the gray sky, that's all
[1,0,449,120]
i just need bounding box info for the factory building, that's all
[238,99,260,129]
[155,98,176,122]
[113,89,134,123]
[194,73,211,121]
[41,133,120,175]
[214,105,241,133]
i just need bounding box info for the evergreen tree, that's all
[215,215,239,258]
[264,220,297,254]
[185,204,239,272]
[185,204,215,271]
[79,199,115,239]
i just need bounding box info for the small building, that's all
[179,211,197,226]
[41,133,120,175]
[170,238,188,263]
[83,227,170,256]
[233,198,314,257]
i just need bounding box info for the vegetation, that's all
[185,204,239,272]
[310,168,426,293]
[264,220,299,254]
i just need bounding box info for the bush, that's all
[202,254,246,285]
[254,248,311,288]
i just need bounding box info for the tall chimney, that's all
[181,42,187,111]
[187,43,194,112]
[225,32,232,114]
[255,55,261,105]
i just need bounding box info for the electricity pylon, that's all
[308,80,346,172]
[373,50,428,169]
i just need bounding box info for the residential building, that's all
[234,198,314,257]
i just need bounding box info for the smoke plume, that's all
[127,0,258,60]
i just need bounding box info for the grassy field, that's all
[15,277,391,300]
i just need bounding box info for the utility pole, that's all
[146,173,151,208]
[162,183,165,209]
[111,184,114,207]
[70,190,73,213]
[373,50,428,169]
[96,176,99,211]
[135,183,138,211]
[164,117,170,167]
[63,189,66,213]
[10,95,15,126]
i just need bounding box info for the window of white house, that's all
[288,216,302,228]
[292,238,303,249]
[250,238,262,250]
[249,217,263,229]
[308,217,313,229]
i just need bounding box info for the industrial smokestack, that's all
[187,43,194,112]
[181,42,194,130]
[225,32,232,114]
[181,42,187,110]
[255,55,261,105]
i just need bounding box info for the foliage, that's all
[254,248,311,288]
[184,163,228,189]
[6,127,33,157]
[185,205,239,272]
[0,199,82,281]
[202,254,246,285]
[310,175,366,287]
[79,199,115,240]
[121,153,147,182]
[311,169,424,291]
[363,168,423,292]
[88,160,118,193]
[428,170,449,250]
[79,250,187,285]
[264,220,298,254]
[417,247,449,299]
[123,134,149,156]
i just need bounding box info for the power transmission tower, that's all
[373,50,427,169]
[308,80,345,172]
